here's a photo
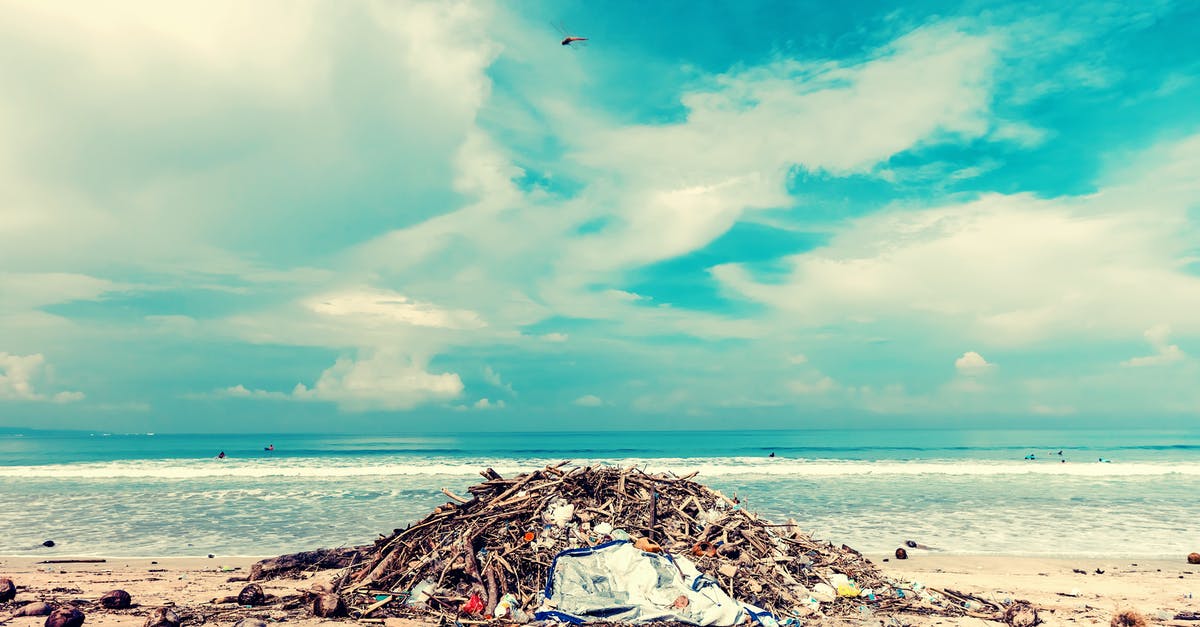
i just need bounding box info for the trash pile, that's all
[331,463,1010,624]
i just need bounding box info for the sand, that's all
[1,554,1197,627]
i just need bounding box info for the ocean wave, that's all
[0,457,1197,479]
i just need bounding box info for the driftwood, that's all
[250,547,368,581]
[314,463,1011,622]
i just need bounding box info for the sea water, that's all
[0,428,1196,558]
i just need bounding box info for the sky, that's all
[1,0,1199,433]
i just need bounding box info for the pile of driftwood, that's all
[326,463,1013,623]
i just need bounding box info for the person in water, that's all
[265,444,274,451]
[217,451,226,459]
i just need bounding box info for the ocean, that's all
[1,428,1196,559]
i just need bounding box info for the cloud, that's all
[1122,324,1186,367]
[955,351,994,375]
[216,384,289,400]
[572,394,604,407]
[292,352,464,411]
[308,289,485,330]
[540,333,569,343]
[482,366,515,395]
[473,397,505,410]
[219,351,463,411]
[0,352,84,402]
[715,134,1200,346]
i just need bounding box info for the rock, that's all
[143,607,180,627]
[311,593,346,618]
[895,548,908,560]
[0,578,15,602]
[232,619,268,627]
[309,581,334,594]
[44,607,84,627]
[249,547,368,581]
[1188,552,1200,565]
[1004,601,1040,627]
[237,583,265,606]
[1110,609,1147,627]
[98,590,132,609]
[42,541,55,548]
[17,602,54,616]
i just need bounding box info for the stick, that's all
[37,559,107,564]
[440,488,471,504]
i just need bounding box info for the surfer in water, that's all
[265,444,274,451]
[217,451,226,459]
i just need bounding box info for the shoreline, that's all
[2,554,1196,626]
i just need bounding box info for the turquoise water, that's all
[1,428,1197,558]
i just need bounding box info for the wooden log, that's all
[250,547,366,581]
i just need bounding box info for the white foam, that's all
[1,457,1196,479]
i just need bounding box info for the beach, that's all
[2,554,1197,626]
[3,431,1198,625]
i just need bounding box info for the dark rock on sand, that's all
[311,593,346,618]
[45,606,84,627]
[0,578,16,602]
[1188,552,1200,565]
[894,548,908,560]
[98,590,132,609]
[237,583,265,606]
[42,541,55,548]
[143,607,180,627]
[17,602,53,616]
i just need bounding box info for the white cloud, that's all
[715,134,1200,346]
[0,352,83,402]
[216,384,289,400]
[219,352,463,411]
[482,365,515,395]
[955,351,994,375]
[789,376,837,395]
[292,352,464,411]
[540,333,569,343]
[1122,324,1186,367]
[990,120,1050,147]
[308,289,485,330]
[573,394,604,407]
[473,397,505,410]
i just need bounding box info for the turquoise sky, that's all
[2,0,1199,432]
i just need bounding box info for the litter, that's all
[324,463,1018,623]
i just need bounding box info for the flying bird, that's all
[553,22,588,47]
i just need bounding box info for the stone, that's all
[311,593,346,618]
[45,607,84,627]
[17,602,53,616]
[232,619,268,627]
[143,607,180,627]
[0,578,15,602]
[99,590,132,609]
[1188,552,1200,565]
[237,583,265,606]
[895,548,909,560]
